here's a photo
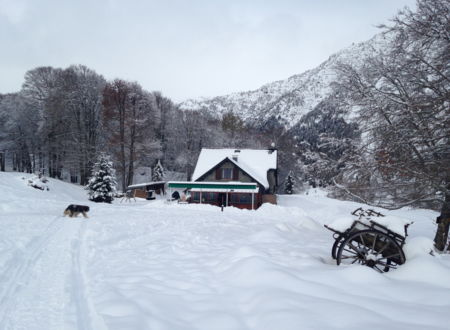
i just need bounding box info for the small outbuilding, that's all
[127,181,166,199]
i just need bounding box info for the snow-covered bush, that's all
[26,175,49,191]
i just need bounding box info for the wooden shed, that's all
[127,181,166,199]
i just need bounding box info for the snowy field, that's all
[0,172,449,330]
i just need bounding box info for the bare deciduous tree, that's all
[335,0,450,250]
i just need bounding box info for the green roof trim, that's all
[168,182,258,190]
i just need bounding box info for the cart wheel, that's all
[331,233,347,260]
[336,229,405,273]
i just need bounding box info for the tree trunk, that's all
[13,152,17,171]
[127,140,135,188]
[434,183,450,251]
[79,159,87,186]
[47,151,52,177]
[38,149,44,174]
[120,108,126,192]
[0,152,5,171]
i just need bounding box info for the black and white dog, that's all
[63,204,90,218]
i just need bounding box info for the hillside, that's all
[179,34,387,129]
[0,171,449,330]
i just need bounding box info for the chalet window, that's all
[222,168,233,179]
[192,192,217,202]
[216,166,239,180]
[230,193,252,204]
[239,194,251,204]
[203,192,217,202]
[193,192,201,202]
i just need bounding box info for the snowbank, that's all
[0,172,449,330]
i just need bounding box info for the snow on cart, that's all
[324,208,413,273]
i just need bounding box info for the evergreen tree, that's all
[86,153,117,203]
[152,159,164,182]
[284,171,295,195]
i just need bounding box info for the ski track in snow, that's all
[71,221,107,330]
[0,215,105,330]
[0,215,64,327]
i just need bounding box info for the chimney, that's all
[232,149,240,161]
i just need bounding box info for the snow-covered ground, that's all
[0,172,449,330]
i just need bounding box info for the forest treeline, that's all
[0,66,267,192]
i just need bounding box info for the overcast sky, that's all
[1,0,416,102]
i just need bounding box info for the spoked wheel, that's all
[336,229,405,273]
[331,233,347,260]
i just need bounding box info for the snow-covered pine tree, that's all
[152,159,164,182]
[86,153,117,203]
[284,171,295,195]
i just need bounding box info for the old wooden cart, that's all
[325,208,411,273]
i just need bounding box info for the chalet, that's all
[168,148,278,209]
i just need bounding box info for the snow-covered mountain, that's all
[180,35,387,129]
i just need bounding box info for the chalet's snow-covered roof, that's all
[192,148,277,189]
